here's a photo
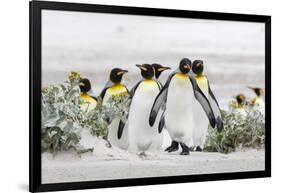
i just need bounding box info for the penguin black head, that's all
[236,94,245,105]
[179,58,192,74]
[79,78,91,93]
[192,60,204,75]
[248,87,264,97]
[136,64,154,79]
[151,63,171,79]
[110,68,128,84]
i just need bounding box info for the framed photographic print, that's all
[29,0,271,192]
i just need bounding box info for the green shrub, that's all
[41,72,93,155]
[83,93,130,139]
[41,72,129,155]
[204,101,265,154]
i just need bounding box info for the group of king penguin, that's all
[78,58,224,156]
[234,87,265,116]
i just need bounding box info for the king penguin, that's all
[248,87,265,107]
[149,63,171,151]
[233,94,247,117]
[79,78,97,112]
[150,58,217,155]
[99,68,129,149]
[151,63,171,86]
[191,60,223,152]
[124,64,161,156]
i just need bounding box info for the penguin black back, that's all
[79,78,91,93]
[179,58,192,74]
[136,64,154,79]
[192,60,204,75]
[151,63,171,79]
[110,68,128,84]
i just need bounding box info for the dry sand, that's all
[42,129,265,184]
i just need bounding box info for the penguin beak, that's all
[158,66,171,72]
[117,70,128,76]
[136,64,147,71]
[247,86,254,91]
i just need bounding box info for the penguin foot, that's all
[195,146,203,152]
[180,151,190,155]
[179,142,190,156]
[165,141,179,153]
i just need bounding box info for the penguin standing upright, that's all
[248,87,265,107]
[150,58,217,155]
[99,68,129,149]
[233,94,247,117]
[124,64,161,156]
[149,63,171,151]
[79,78,97,112]
[191,60,223,152]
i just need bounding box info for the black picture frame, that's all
[29,0,271,192]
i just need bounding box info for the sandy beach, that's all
[41,11,265,184]
[42,129,265,184]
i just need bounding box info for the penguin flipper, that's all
[129,81,142,99]
[158,111,165,133]
[90,96,97,101]
[149,73,175,127]
[190,77,216,128]
[208,81,224,132]
[116,81,142,139]
[117,120,125,139]
[99,81,113,100]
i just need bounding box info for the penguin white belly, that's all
[148,109,164,151]
[102,85,129,149]
[128,80,160,153]
[192,99,209,148]
[165,75,194,145]
[192,79,209,149]
[253,98,265,114]
[107,118,129,149]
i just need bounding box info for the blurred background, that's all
[42,10,265,108]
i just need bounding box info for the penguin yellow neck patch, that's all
[139,79,159,92]
[196,75,208,91]
[107,83,127,95]
[196,74,205,80]
[143,79,156,84]
[175,73,188,79]
[80,93,96,103]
